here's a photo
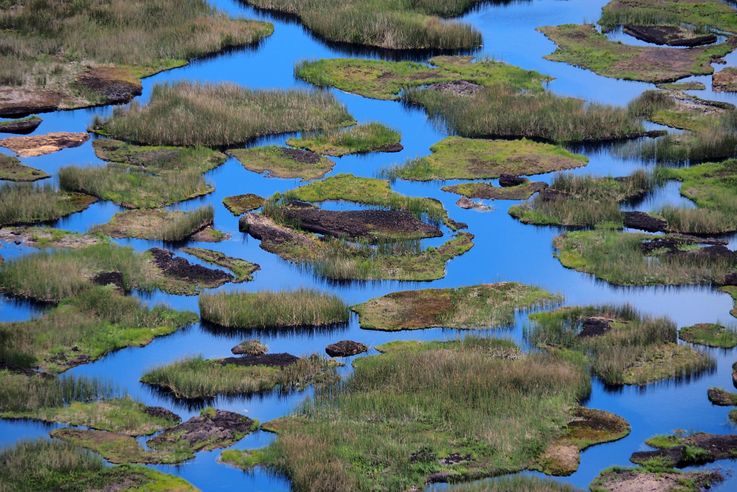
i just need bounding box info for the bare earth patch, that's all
[713,68,737,92]
[0,132,89,157]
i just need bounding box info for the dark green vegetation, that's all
[631,432,737,469]
[386,137,587,181]
[228,338,619,489]
[296,56,550,100]
[599,0,737,34]
[93,206,218,242]
[509,171,654,227]
[539,24,736,83]
[554,230,737,286]
[229,146,335,180]
[0,153,48,181]
[528,305,715,385]
[199,289,348,329]
[680,323,737,348]
[353,282,562,331]
[53,408,256,464]
[223,193,264,215]
[182,248,259,283]
[141,354,338,399]
[0,184,95,226]
[0,242,224,301]
[0,0,272,116]
[443,181,547,201]
[242,0,485,50]
[95,82,354,147]
[591,466,723,492]
[0,286,196,373]
[59,139,228,209]
[724,286,737,318]
[287,123,401,156]
[0,440,197,492]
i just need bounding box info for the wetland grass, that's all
[679,323,737,348]
[0,153,48,182]
[527,305,715,385]
[287,123,401,156]
[599,0,737,34]
[94,206,216,242]
[199,289,348,329]
[95,82,355,147]
[0,183,95,226]
[228,146,335,180]
[181,248,259,282]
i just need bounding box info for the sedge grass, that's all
[287,123,401,156]
[0,183,95,226]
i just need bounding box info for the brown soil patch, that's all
[149,247,233,286]
[220,353,300,367]
[499,174,528,187]
[623,211,668,232]
[595,469,722,492]
[239,212,314,250]
[707,387,737,406]
[91,271,126,293]
[624,25,717,47]
[456,197,491,211]
[713,68,737,92]
[0,131,89,157]
[0,227,101,248]
[148,409,255,452]
[280,205,441,240]
[325,340,368,357]
[76,67,142,104]
[0,87,62,118]
[191,226,229,243]
[632,432,737,467]
[223,193,264,215]
[280,147,321,164]
[579,316,613,337]
[0,116,41,135]
[426,80,482,96]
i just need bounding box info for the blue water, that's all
[2,0,737,490]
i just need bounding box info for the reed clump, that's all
[0,183,95,226]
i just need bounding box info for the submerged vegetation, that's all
[141,354,338,399]
[0,286,196,372]
[287,123,401,156]
[229,146,335,180]
[0,183,95,227]
[0,0,272,116]
[236,338,604,489]
[527,305,715,385]
[200,289,348,329]
[353,283,561,331]
[386,137,587,181]
[95,82,354,146]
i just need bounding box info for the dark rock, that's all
[379,142,403,153]
[410,447,436,463]
[426,472,450,484]
[148,247,233,284]
[148,409,254,449]
[456,197,491,211]
[624,25,717,47]
[143,406,181,423]
[440,453,472,465]
[622,211,668,232]
[707,388,737,406]
[220,353,300,367]
[722,273,737,286]
[499,174,528,187]
[0,116,42,135]
[579,316,613,337]
[91,271,126,293]
[325,340,368,357]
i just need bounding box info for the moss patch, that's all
[0,286,197,373]
[182,248,258,282]
[680,323,737,348]
[296,56,550,100]
[528,305,715,385]
[539,24,736,83]
[93,139,226,173]
[386,137,587,181]
[223,193,264,215]
[0,153,48,182]
[600,0,737,34]
[93,206,218,242]
[243,338,592,490]
[141,354,338,400]
[632,432,737,468]
[630,90,733,132]
[353,283,561,331]
[443,181,547,200]
[0,397,179,436]
[0,184,96,227]
[287,123,401,156]
[229,146,335,180]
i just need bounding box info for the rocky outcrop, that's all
[325,340,368,357]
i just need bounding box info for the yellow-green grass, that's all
[296,56,550,100]
[0,183,96,227]
[657,82,706,91]
[52,407,257,464]
[287,123,401,156]
[282,173,453,228]
[0,153,48,182]
[223,193,264,215]
[386,137,587,181]
[182,248,259,282]
[443,181,547,200]
[353,282,562,331]
[528,305,715,385]
[0,369,113,412]
[679,323,737,348]
[0,0,272,115]
[199,289,348,329]
[722,286,737,318]
[509,171,655,227]
[229,146,334,180]
[0,241,217,302]
[403,85,646,143]
[0,439,197,492]
[375,337,520,356]
[241,211,474,281]
[0,397,179,436]
[93,206,215,242]
[554,229,736,286]
[242,0,483,50]
[231,338,595,489]
[141,354,339,400]
[599,0,737,34]
[628,89,733,132]
[95,82,355,147]
[539,24,736,83]
[0,286,196,373]
[93,139,227,173]
[591,466,723,492]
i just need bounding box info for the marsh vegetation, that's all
[287,123,401,156]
